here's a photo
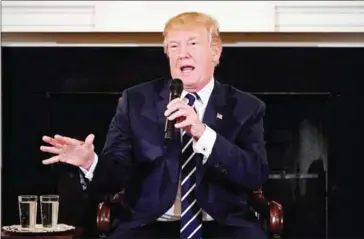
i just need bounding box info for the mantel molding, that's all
[3,1,364,33]
[3,32,364,45]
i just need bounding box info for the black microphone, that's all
[164,78,183,141]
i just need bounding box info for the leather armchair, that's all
[96,189,284,238]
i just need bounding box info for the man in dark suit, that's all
[40,11,269,239]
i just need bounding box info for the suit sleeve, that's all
[86,90,133,199]
[204,102,269,190]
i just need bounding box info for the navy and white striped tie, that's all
[180,93,202,239]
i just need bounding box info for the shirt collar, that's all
[181,77,215,105]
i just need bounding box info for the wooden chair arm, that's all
[96,191,124,235]
[96,190,284,237]
[250,190,284,237]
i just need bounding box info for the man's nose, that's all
[178,45,189,59]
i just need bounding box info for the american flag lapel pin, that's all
[216,113,223,120]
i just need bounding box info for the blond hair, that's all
[163,12,222,53]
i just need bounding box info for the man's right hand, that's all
[40,134,96,171]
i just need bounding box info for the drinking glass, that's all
[18,195,38,229]
[40,195,59,228]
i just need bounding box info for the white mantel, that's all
[2,1,364,33]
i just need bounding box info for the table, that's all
[1,227,83,239]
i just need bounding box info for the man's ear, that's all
[211,44,222,65]
[164,49,170,59]
[163,44,169,56]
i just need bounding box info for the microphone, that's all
[164,78,183,141]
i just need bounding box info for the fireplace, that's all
[2,45,362,238]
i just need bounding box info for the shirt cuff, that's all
[193,125,217,164]
[79,153,98,181]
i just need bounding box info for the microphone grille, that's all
[170,78,183,94]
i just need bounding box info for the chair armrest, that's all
[250,189,284,237]
[96,190,284,237]
[96,191,124,235]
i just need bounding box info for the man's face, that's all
[165,27,221,92]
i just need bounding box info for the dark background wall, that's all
[2,46,363,238]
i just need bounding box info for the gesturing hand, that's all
[164,98,206,139]
[40,134,96,170]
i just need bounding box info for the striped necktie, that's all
[180,93,202,239]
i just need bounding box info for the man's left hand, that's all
[164,98,206,139]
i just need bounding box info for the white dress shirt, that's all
[80,79,217,221]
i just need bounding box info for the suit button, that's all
[214,164,220,168]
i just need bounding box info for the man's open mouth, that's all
[180,65,195,74]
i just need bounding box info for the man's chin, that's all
[179,75,197,84]
[171,75,200,90]
[181,80,198,90]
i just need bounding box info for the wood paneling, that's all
[3,32,364,44]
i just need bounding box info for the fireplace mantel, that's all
[3,32,364,46]
[2,1,364,33]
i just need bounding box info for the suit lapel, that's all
[155,79,171,135]
[196,81,227,188]
[201,81,226,133]
[154,79,181,183]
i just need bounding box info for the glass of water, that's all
[18,195,38,229]
[40,195,59,228]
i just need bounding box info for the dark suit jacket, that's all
[70,78,269,235]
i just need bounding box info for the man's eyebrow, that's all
[167,40,179,44]
[166,37,198,45]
